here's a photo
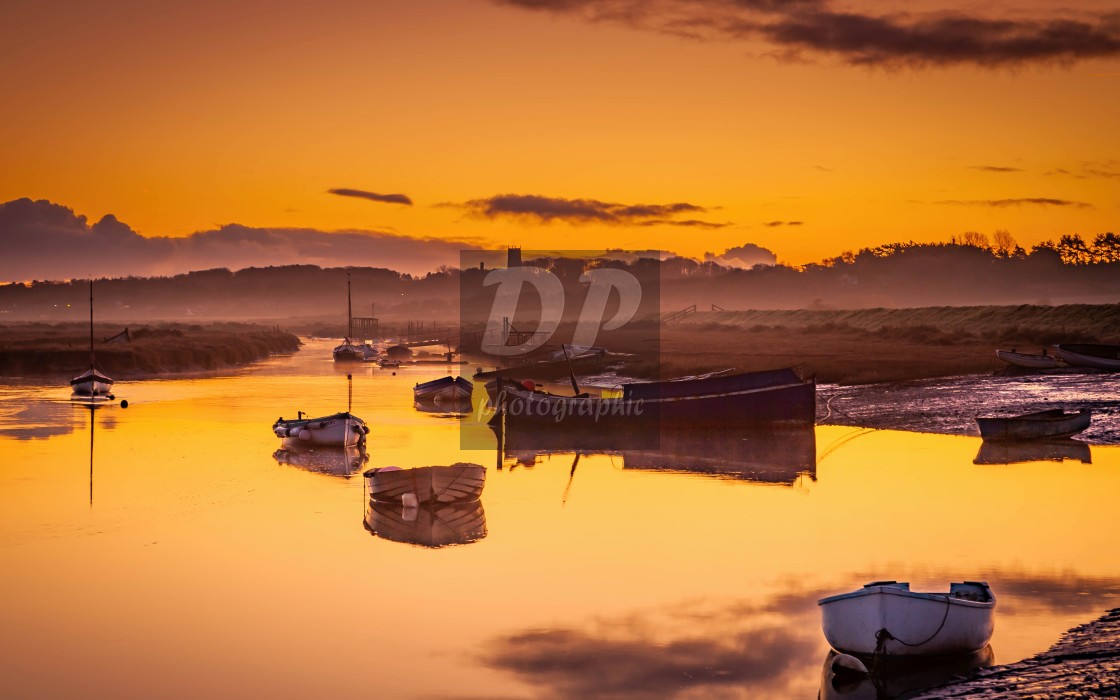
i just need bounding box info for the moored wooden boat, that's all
[818,581,995,657]
[70,280,114,397]
[474,346,607,381]
[493,367,815,428]
[363,500,487,548]
[976,408,1091,440]
[995,349,1057,369]
[364,463,486,504]
[413,376,473,406]
[273,411,369,446]
[1055,343,1120,371]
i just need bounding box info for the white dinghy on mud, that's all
[818,581,995,657]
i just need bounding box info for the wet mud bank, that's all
[915,608,1120,698]
[818,372,1120,445]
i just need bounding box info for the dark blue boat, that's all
[493,367,815,429]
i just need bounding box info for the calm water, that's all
[2,339,1118,699]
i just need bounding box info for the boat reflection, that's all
[498,424,816,485]
[819,646,994,700]
[974,438,1092,465]
[413,400,471,416]
[363,500,487,548]
[272,444,369,478]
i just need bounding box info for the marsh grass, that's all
[0,323,301,378]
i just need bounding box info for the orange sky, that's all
[2,0,1118,268]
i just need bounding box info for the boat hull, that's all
[273,412,369,446]
[364,464,486,504]
[1055,344,1120,370]
[976,409,1091,440]
[995,350,1057,369]
[495,372,815,428]
[819,582,995,657]
[474,349,606,381]
[413,376,473,407]
[70,370,114,397]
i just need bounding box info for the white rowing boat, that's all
[272,411,369,446]
[818,581,995,657]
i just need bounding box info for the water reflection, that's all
[363,500,487,548]
[819,646,994,700]
[272,444,369,478]
[0,399,82,440]
[480,591,824,699]
[412,400,470,416]
[499,424,816,485]
[974,439,1092,465]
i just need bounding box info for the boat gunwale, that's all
[818,585,995,609]
[976,408,1090,423]
[501,380,813,406]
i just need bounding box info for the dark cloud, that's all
[970,165,1024,173]
[762,220,802,227]
[327,188,413,206]
[704,243,777,268]
[936,197,1092,208]
[636,218,730,229]
[458,194,721,226]
[497,0,1120,68]
[0,198,467,281]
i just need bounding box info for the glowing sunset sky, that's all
[2,0,1118,270]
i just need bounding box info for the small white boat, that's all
[995,349,1057,369]
[333,339,376,362]
[819,581,995,657]
[976,408,1091,441]
[364,463,486,504]
[1055,343,1120,371]
[70,368,114,397]
[273,411,369,446]
[70,280,114,397]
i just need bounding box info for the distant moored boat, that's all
[413,376,473,408]
[995,349,1057,370]
[70,279,114,397]
[976,408,1091,441]
[1055,344,1120,371]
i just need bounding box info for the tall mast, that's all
[347,272,353,338]
[89,279,95,370]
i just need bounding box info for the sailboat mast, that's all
[347,272,353,338]
[88,279,95,370]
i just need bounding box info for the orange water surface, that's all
[1,340,1117,699]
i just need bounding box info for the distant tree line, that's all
[1,232,1117,320]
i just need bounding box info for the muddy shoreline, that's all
[915,608,1120,698]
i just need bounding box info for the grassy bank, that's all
[0,323,301,379]
[604,303,1120,384]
